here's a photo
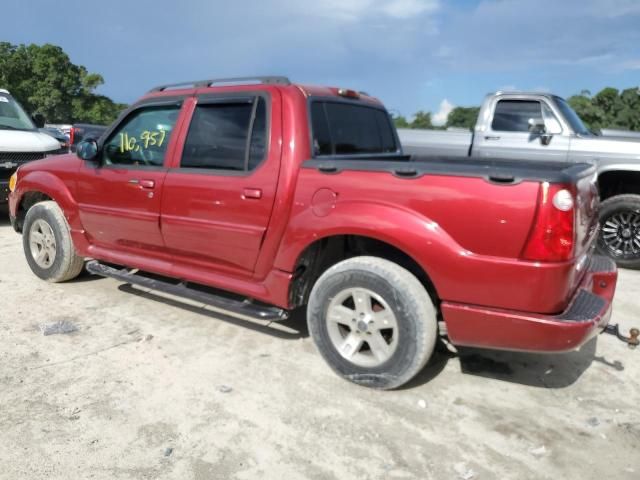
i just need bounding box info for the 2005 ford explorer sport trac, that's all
[7,76,618,389]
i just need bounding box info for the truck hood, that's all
[0,129,61,153]
[570,135,640,166]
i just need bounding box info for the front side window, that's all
[181,97,267,171]
[311,101,398,156]
[491,100,542,132]
[103,105,180,167]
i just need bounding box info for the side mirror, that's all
[528,118,546,134]
[76,139,99,161]
[32,113,46,129]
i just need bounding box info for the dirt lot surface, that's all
[0,215,638,480]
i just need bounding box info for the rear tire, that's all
[307,256,438,390]
[22,201,85,282]
[597,194,640,270]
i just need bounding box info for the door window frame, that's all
[488,96,567,135]
[96,97,186,171]
[171,91,271,177]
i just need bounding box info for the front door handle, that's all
[242,188,262,199]
[128,179,155,189]
[484,136,501,141]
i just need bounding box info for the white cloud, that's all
[432,99,454,126]
[381,0,440,19]
[300,0,439,22]
[587,0,640,17]
[435,0,640,72]
[619,59,640,70]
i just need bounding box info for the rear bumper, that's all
[442,255,617,352]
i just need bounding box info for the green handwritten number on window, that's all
[119,129,167,153]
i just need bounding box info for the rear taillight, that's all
[69,127,75,146]
[521,182,575,262]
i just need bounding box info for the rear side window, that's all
[311,101,397,156]
[491,100,542,132]
[181,97,267,171]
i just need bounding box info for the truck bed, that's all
[304,155,596,185]
[297,156,597,314]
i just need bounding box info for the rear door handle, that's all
[484,136,501,141]
[242,188,262,199]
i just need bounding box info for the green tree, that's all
[615,88,640,131]
[568,86,640,132]
[0,42,125,124]
[410,110,433,129]
[445,106,480,130]
[392,114,410,128]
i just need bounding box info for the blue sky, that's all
[4,0,640,124]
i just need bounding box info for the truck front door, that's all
[473,98,570,162]
[75,100,183,258]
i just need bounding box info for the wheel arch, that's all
[287,233,441,309]
[597,169,640,200]
[13,171,81,233]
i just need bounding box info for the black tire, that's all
[307,256,438,390]
[22,201,85,282]
[597,194,640,270]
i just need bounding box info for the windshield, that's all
[0,93,36,131]
[555,97,591,136]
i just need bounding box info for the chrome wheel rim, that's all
[601,211,640,258]
[326,287,399,368]
[29,219,57,268]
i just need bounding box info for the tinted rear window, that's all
[311,101,397,156]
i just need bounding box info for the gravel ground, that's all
[0,214,638,480]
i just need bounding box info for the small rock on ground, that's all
[39,320,78,336]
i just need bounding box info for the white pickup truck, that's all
[399,91,640,269]
[1,89,61,205]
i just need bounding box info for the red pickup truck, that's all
[8,76,618,389]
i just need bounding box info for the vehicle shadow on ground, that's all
[112,279,621,390]
[404,336,622,390]
[71,268,108,283]
[117,284,309,340]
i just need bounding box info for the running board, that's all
[85,260,289,321]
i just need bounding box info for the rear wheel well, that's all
[599,171,640,200]
[289,235,439,309]
[14,191,52,232]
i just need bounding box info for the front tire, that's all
[23,201,85,282]
[307,256,438,390]
[597,194,640,270]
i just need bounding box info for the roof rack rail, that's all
[148,76,291,92]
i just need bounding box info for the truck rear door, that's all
[160,90,282,276]
[472,97,570,162]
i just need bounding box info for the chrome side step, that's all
[85,260,289,321]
